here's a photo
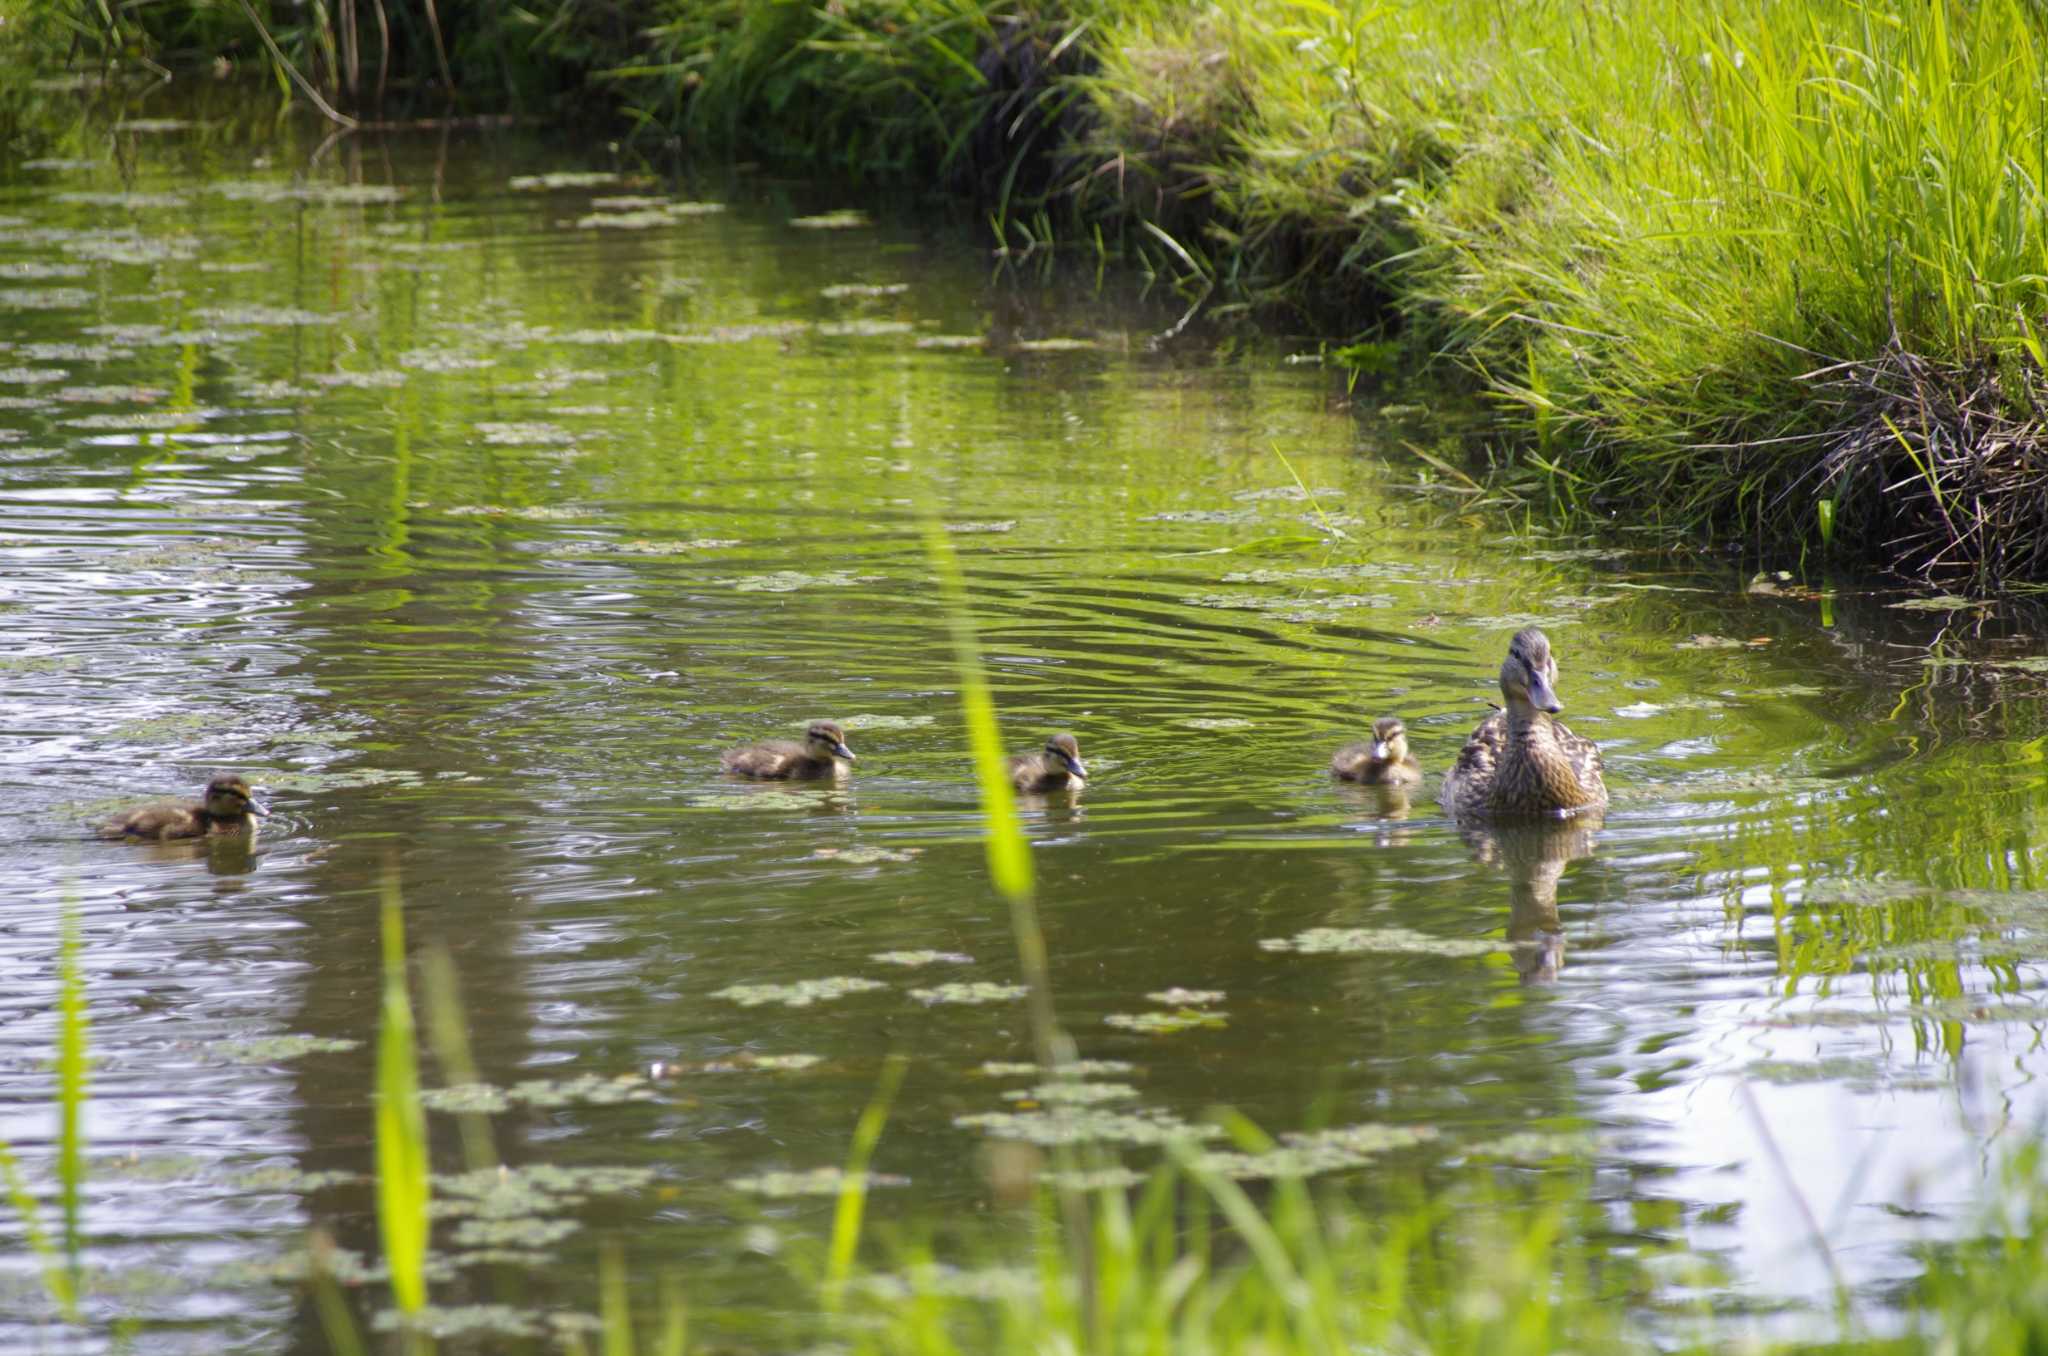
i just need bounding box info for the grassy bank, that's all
[7,0,2048,583]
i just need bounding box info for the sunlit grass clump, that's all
[1076,0,2048,580]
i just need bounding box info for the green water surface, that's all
[3,111,2047,1350]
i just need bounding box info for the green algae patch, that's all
[1463,1130,1602,1163]
[420,1074,655,1113]
[713,977,888,1007]
[1197,1123,1438,1180]
[0,368,66,385]
[475,421,575,445]
[916,334,987,350]
[211,181,403,204]
[1259,926,1505,958]
[909,982,1027,1005]
[555,536,740,554]
[575,202,724,229]
[838,713,936,730]
[0,287,92,309]
[56,384,167,404]
[510,172,624,190]
[1104,1010,1227,1034]
[229,1165,362,1192]
[191,304,335,327]
[979,1059,1136,1078]
[215,1244,378,1288]
[723,569,879,592]
[0,262,87,280]
[731,1166,910,1197]
[822,282,910,299]
[400,348,495,373]
[790,209,871,229]
[955,1106,1222,1147]
[818,319,917,338]
[207,1035,361,1063]
[448,1217,578,1249]
[689,790,833,812]
[1180,717,1251,731]
[870,950,972,967]
[372,1303,564,1340]
[815,845,922,864]
[943,520,1016,533]
[1147,988,1224,1006]
[1002,1081,1138,1105]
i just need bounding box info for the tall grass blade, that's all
[823,1051,909,1308]
[56,892,86,1299]
[421,944,497,1173]
[601,1241,634,1356]
[0,1140,77,1321]
[375,867,431,1317]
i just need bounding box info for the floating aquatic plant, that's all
[815,845,921,864]
[837,713,935,731]
[1179,718,1251,731]
[870,950,972,967]
[723,569,878,592]
[1258,926,1504,957]
[509,172,624,190]
[979,1059,1135,1078]
[790,210,871,229]
[712,977,887,1007]
[943,520,1016,533]
[1463,1130,1602,1163]
[1147,988,1223,1006]
[0,368,65,385]
[1196,1123,1438,1180]
[821,283,910,299]
[955,1106,1221,1147]
[207,1035,361,1063]
[915,334,986,349]
[1103,1010,1227,1034]
[730,1166,910,1197]
[909,982,1027,1005]
[1001,1082,1139,1105]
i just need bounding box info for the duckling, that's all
[1331,716,1423,786]
[1441,628,1607,818]
[100,774,262,840]
[720,720,856,780]
[1008,732,1085,792]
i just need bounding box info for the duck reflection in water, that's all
[1459,813,1600,984]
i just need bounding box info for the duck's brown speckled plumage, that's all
[100,774,262,841]
[1442,629,1606,818]
[1331,716,1423,786]
[721,721,856,780]
[1008,732,1085,792]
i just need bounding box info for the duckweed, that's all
[1258,926,1505,957]
[838,713,936,730]
[723,569,878,592]
[821,282,910,299]
[908,982,1027,1005]
[955,1107,1221,1147]
[730,1166,910,1197]
[814,845,922,864]
[712,977,888,1007]
[790,209,871,229]
[509,172,623,190]
[1103,1010,1227,1034]
[978,1059,1136,1078]
[1197,1123,1438,1180]
[1001,1081,1138,1105]
[448,1217,580,1249]
[207,1035,361,1063]
[1147,988,1224,1006]
[870,950,973,967]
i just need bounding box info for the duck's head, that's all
[1498,628,1564,714]
[806,721,856,761]
[203,774,261,819]
[1044,732,1086,779]
[1368,716,1409,763]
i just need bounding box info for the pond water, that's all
[4,114,2048,1351]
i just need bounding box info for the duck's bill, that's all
[1526,672,1564,714]
[1370,741,1390,760]
[834,743,857,760]
[1062,755,1087,777]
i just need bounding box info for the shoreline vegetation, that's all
[11,0,2048,586]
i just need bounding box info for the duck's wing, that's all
[721,739,804,777]
[1330,741,1372,780]
[1007,754,1046,791]
[102,800,200,840]
[1551,720,1607,801]
[1441,711,1507,804]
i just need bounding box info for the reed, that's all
[374,866,431,1320]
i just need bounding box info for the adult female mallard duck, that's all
[1331,716,1422,786]
[720,720,856,780]
[1008,733,1085,792]
[100,774,262,840]
[1441,628,1606,818]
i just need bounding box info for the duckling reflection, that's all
[1007,733,1085,793]
[100,774,262,841]
[720,720,856,780]
[1443,628,1606,819]
[1335,780,1417,831]
[1459,813,1600,984]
